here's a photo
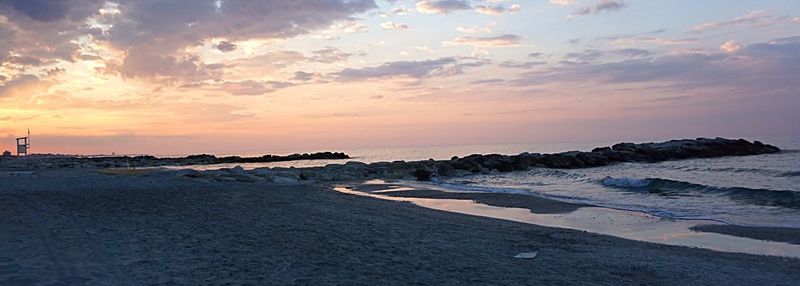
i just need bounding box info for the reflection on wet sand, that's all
[335,182,800,258]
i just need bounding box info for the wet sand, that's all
[342,182,800,257]
[1,170,799,285]
[365,183,800,246]
[364,187,589,214]
[691,225,800,245]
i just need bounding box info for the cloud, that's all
[499,61,547,69]
[0,74,51,98]
[214,41,237,52]
[612,48,651,57]
[474,5,504,15]
[602,34,697,46]
[443,34,522,47]
[512,38,800,96]
[1,0,377,83]
[390,7,412,15]
[381,21,409,30]
[332,57,488,81]
[564,49,604,63]
[471,78,506,84]
[692,10,787,32]
[456,25,492,34]
[117,49,217,82]
[569,0,627,18]
[292,71,320,82]
[336,57,457,80]
[310,47,354,63]
[220,80,295,96]
[416,0,471,14]
[0,0,106,67]
[768,36,800,45]
[472,2,519,15]
[1,0,71,22]
[720,40,742,53]
[549,0,575,6]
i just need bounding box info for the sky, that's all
[0,0,799,155]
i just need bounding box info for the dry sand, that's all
[1,170,799,285]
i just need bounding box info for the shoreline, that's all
[690,225,800,245]
[1,170,800,284]
[337,180,800,255]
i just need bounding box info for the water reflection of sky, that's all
[335,182,800,258]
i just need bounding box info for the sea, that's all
[184,136,800,229]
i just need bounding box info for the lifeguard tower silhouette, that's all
[16,129,30,156]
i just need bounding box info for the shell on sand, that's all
[514,252,538,259]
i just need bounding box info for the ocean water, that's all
[192,136,800,228]
[436,137,800,228]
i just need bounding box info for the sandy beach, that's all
[1,169,799,285]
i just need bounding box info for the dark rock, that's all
[434,162,456,177]
[450,157,481,172]
[576,152,609,167]
[511,154,532,170]
[481,154,514,172]
[591,147,611,153]
[413,169,432,181]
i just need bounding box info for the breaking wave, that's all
[601,176,800,209]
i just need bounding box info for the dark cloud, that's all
[2,0,69,22]
[105,0,376,49]
[293,71,317,81]
[0,0,105,67]
[214,41,237,52]
[46,67,67,76]
[564,49,604,63]
[5,55,46,67]
[570,0,627,17]
[336,57,459,80]
[1,0,377,82]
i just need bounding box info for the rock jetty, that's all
[0,152,350,169]
[167,137,781,183]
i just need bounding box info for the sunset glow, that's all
[1,0,798,155]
